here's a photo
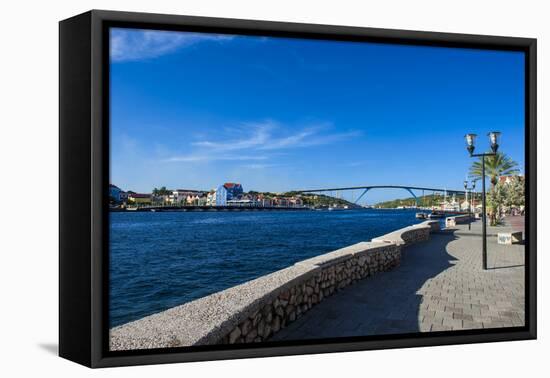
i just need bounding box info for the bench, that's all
[497,231,523,245]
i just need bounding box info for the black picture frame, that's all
[59,9,537,368]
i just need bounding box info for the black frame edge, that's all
[59,11,93,367]
[91,9,108,368]
[526,38,537,340]
[58,9,537,368]
[89,9,536,49]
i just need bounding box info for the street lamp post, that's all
[463,180,476,231]
[464,131,501,270]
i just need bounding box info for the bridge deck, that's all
[296,185,466,194]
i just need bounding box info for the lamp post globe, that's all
[465,133,477,155]
[488,131,501,153]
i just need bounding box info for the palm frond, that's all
[468,152,520,185]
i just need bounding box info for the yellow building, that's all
[128,193,152,205]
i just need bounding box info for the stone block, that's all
[497,231,523,245]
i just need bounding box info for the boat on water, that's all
[415,212,428,219]
[427,209,469,219]
[328,205,349,211]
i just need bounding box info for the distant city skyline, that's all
[110,28,525,203]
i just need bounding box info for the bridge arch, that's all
[296,185,465,207]
[354,187,419,206]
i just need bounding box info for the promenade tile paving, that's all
[271,221,525,340]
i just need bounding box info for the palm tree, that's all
[469,152,519,226]
[469,152,519,188]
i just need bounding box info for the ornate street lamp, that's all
[463,180,476,231]
[465,133,477,155]
[489,131,501,153]
[464,131,500,270]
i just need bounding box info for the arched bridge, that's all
[294,185,467,206]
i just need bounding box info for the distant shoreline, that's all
[110,206,313,213]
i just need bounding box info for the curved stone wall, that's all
[372,222,433,245]
[445,214,472,227]
[110,221,437,351]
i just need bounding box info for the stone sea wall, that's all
[110,220,438,351]
[445,214,472,227]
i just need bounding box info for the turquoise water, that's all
[109,209,421,327]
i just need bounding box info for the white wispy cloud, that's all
[163,120,361,163]
[190,121,360,152]
[164,154,268,163]
[110,28,233,62]
[258,129,316,150]
[191,122,272,151]
[259,128,361,150]
[240,163,282,170]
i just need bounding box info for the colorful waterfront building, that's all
[186,194,202,205]
[169,189,203,205]
[216,183,244,206]
[289,197,303,207]
[127,193,152,205]
[272,197,290,207]
[197,196,208,206]
[259,197,273,207]
[216,186,228,206]
[206,190,217,206]
[227,198,255,206]
[224,183,243,198]
[109,184,126,203]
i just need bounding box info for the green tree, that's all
[504,177,525,209]
[468,152,519,188]
[487,182,507,225]
[469,152,520,225]
[486,178,525,225]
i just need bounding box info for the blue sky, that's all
[110,28,525,203]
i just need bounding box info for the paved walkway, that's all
[272,222,525,340]
[504,215,525,233]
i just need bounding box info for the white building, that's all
[216,185,228,206]
[206,191,217,206]
[169,190,186,205]
[169,189,203,205]
[227,199,256,207]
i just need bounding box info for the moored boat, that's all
[415,212,427,219]
[328,205,349,211]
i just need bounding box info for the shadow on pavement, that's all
[489,264,525,270]
[272,231,459,340]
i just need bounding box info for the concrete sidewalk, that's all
[271,222,525,340]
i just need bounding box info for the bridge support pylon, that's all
[354,188,370,205]
[405,188,419,207]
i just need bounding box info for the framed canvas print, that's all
[59,10,537,368]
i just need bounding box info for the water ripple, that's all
[109,209,421,327]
